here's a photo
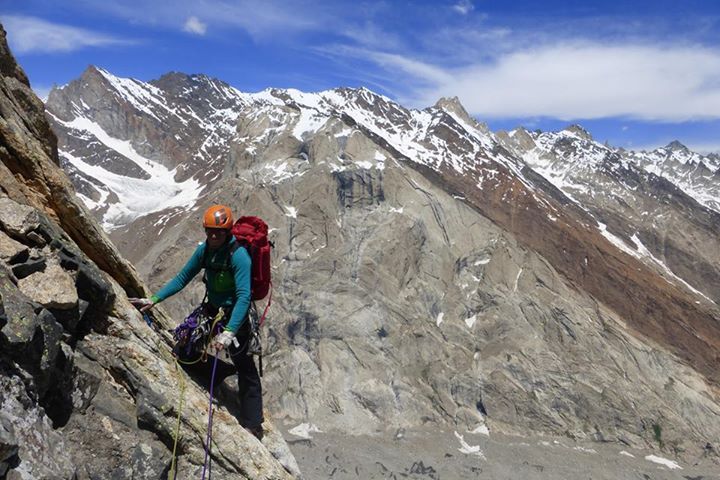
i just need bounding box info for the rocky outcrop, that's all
[0,26,146,298]
[0,25,299,479]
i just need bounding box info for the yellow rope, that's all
[168,357,187,480]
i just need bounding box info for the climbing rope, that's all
[140,307,242,479]
[202,354,220,480]
[168,358,187,480]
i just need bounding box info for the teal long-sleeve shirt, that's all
[151,238,251,333]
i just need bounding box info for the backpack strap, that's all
[257,281,272,327]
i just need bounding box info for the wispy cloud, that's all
[340,21,405,51]
[183,16,207,35]
[357,49,453,85]
[452,0,474,15]
[73,0,324,39]
[373,42,720,122]
[1,15,131,54]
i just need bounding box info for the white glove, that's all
[212,331,235,352]
[129,297,155,313]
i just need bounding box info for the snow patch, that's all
[644,455,682,470]
[374,151,387,170]
[285,206,298,218]
[292,108,328,140]
[513,268,523,291]
[470,424,490,436]
[454,432,486,459]
[619,451,635,458]
[263,160,307,184]
[57,123,202,232]
[596,222,637,257]
[436,312,444,327]
[631,233,715,303]
[573,446,597,454]
[288,423,322,440]
[465,315,477,328]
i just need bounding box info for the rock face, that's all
[44,63,720,468]
[0,24,299,479]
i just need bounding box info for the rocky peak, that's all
[79,64,106,83]
[150,71,242,104]
[496,127,537,153]
[563,124,594,141]
[665,139,689,152]
[432,96,490,136]
[151,70,198,92]
[45,65,126,121]
[0,25,28,85]
[434,96,468,118]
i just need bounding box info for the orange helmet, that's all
[203,205,233,229]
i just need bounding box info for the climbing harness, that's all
[172,304,226,365]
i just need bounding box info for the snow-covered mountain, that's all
[497,125,720,305]
[47,67,514,232]
[46,67,252,229]
[44,67,720,466]
[626,140,720,213]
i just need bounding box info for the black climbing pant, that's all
[229,321,264,429]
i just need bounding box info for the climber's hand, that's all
[213,331,235,352]
[129,297,155,313]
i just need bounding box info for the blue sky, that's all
[3,0,720,152]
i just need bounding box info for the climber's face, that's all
[205,228,228,250]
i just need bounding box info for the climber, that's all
[131,205,264,440]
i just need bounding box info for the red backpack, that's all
[231,216,273,326]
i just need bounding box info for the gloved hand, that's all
[212,330,235,352]
[129,297,155,313]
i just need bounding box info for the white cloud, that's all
[453,0,475,15]
[1,15,130,54]
[364,50,453,85]
[183,16,207,35]
[376,42,720,122]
